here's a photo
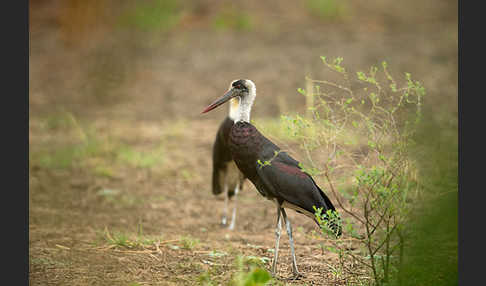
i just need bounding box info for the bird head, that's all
[202,79,256,114]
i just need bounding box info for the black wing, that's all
[255,146,336,216]
[255,146,341,234]
[211,117,234,195]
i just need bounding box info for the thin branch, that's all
[310,79,354,96]
[370,223,398,257]
[323,168,365,225]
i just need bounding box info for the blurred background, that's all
[29,0,457,121]
[29,0,457,285]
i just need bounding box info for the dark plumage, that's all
[229,121,338,227]
[211,115,246,229]
[212,116,246,196]
[202,79,341,278]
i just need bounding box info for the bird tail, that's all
[212,169,223,195]
[314,183,343,237]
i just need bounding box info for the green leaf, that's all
[405,72,411,80]
[297,87,306,95]
[257,159,264,168]
[244,268,271,285]
[368,140,376,148]
[357,71,366,81]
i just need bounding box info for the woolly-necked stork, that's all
[202,79,341,278]
[211,96,247,230]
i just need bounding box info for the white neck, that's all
[235,83,256,123]
[228,97,239,121]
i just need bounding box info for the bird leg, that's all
[228,183,240,230]
[281,208,302,278]
[271,205,282,276]
[221,183,229,226]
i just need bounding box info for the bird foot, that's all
[270,271,280,280]
[279,273,303,281]
[270,271,303,281]
[290,271,304,280]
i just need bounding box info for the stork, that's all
[211,97,247,230]
[202,79,341,278]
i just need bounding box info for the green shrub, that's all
[230,256,273,286]
[285,56,425,285]
[390,109,457,286]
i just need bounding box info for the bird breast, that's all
[228,122,261,179]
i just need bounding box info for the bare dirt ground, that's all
[29,1,457,285]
